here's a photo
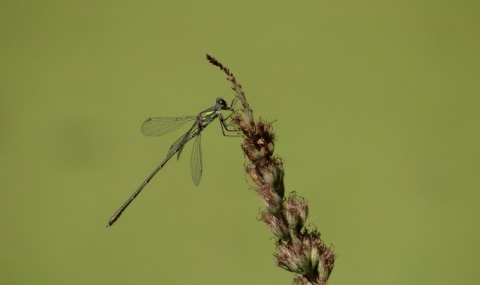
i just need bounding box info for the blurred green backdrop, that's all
[1,1,479,285]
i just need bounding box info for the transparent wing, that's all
[190,134,202,186]
[171,125,200,161]
[165,132,189,161]
[141,116,196,137]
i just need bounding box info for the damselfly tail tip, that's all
[106,217,117,227]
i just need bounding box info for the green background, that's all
[1,1,479,284]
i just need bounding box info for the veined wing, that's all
[141,116,196,137]
[190,135,202,186]
[167,124,201,161]
[166,132,190,161]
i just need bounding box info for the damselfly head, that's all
[216,97,228,109]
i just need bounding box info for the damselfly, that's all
[107,97,237,226]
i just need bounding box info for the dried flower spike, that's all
[207,54,335,285]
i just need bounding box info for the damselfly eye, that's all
[216,98,226,107]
